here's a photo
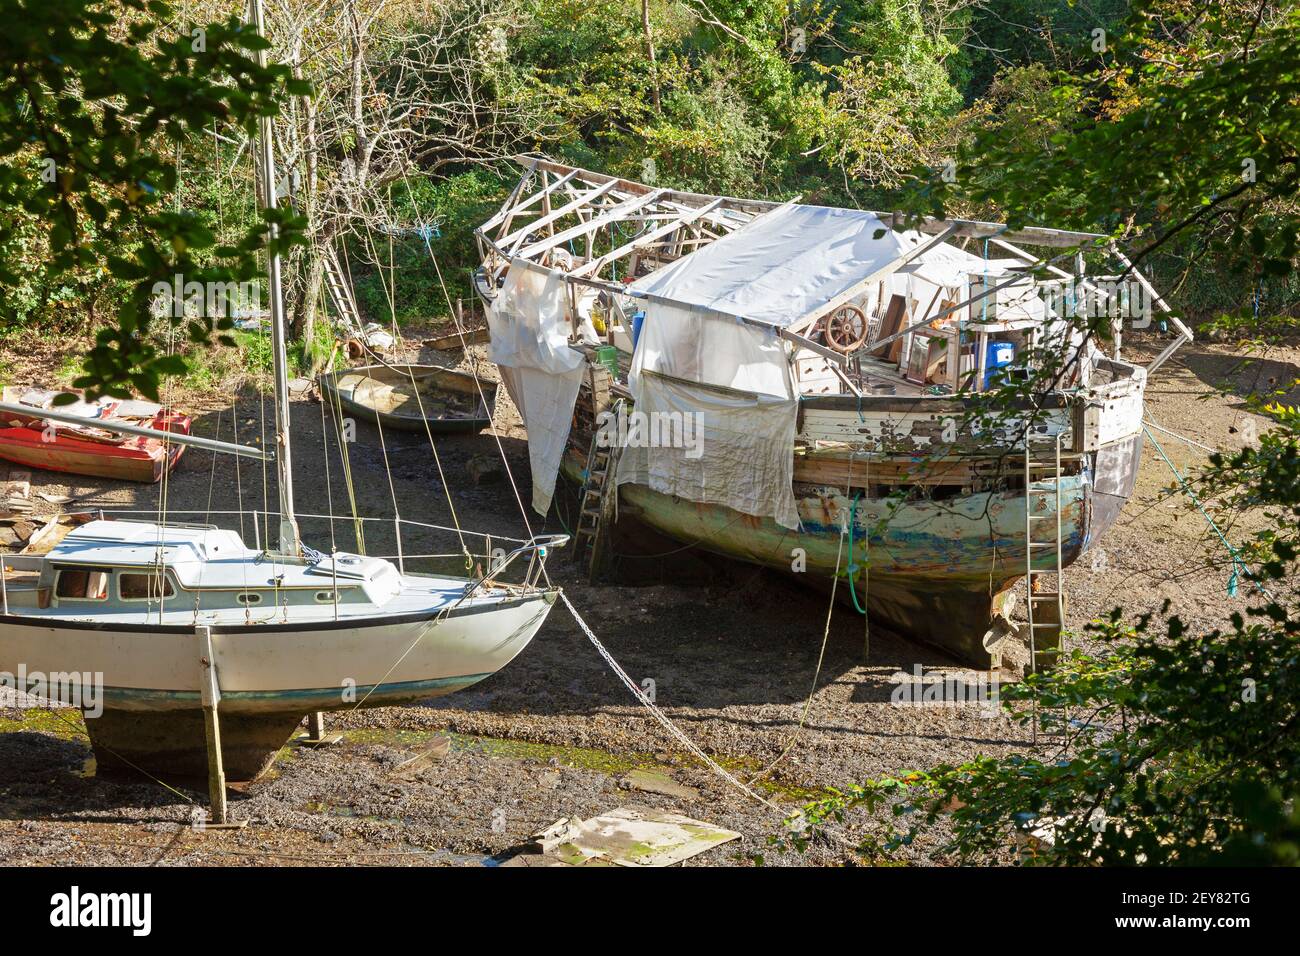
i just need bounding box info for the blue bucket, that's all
[631,310,647,350]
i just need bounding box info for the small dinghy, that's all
[0,387,191,483]
[319,364,496,434]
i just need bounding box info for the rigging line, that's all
[204,406,222,526]
[746,510,845,786]
[343,305,402,566]
[256,322,284,617]
[317,362,340,620]
[1143,425,1272,601]
[399,169,546,578]
[384,219,470,562]
[231,402,254,622]
[560,592,783,814]
[1143,415,1219,454]
[153,294,181,623]
[357,215,468,561]
[38,705,194,805]
[324,378,366,553]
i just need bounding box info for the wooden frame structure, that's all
[474,157,1189,390]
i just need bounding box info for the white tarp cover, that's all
[488,260,585,516]
[616,371,802,530]
[619,287,801,529]
[627,203,993,327]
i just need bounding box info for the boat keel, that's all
[85,709,306,783]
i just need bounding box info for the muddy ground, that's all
[0,327,1292,866]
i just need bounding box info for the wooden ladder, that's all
[1023,433,1065,674]
[574,394,621,583]
[320,242,363,337]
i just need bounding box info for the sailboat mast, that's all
[247,0,301,556]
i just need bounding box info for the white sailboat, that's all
[0,0,561,780]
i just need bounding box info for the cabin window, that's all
[314,590,337,604]
[119,572,175,601]
[236,592,262,606]
[54,567,111,601]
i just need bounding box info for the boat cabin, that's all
[0,520,405,621]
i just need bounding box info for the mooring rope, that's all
[1143,425,1271,600]
[559,591,783,814]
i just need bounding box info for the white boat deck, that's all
[4,519,525,628]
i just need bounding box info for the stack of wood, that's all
[2,468,72,555]
[3,468,32,515]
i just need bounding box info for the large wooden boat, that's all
[473,157,1192,670]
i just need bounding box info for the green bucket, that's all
[596,345,621,381]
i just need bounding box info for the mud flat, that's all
[0,332,1291,865]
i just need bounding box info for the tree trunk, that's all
[300,250,326,372]
[642,0,660,112]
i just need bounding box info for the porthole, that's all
[236,592,263,606]
[314,591,337,604]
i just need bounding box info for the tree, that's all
[253,0,559,344]
[0,0,309,399]
[905,0,1300,289]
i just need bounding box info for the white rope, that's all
[559,591,782,814]
[1143,417,1219,454]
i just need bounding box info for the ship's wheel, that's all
[821,305,869,353]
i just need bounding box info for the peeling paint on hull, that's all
[566,434,1141,666]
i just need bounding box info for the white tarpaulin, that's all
[488,260,585,516]
[620,276,801,530]
[627,203,994,327]
[614,205,1029,530]
[616,371,802,530]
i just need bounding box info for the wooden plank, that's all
[873,211,1104,248]
[4,469,32,514]
[798,405,1073,451]
[478,161,537,235]
[517,190,666,260]
[860,249,1075,359]
[1108,244,1192,374]
[794,454,976,487]
[198,625,228,827]
[499,180,618,252]
[571,198,724,279]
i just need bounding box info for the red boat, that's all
[0,387,192,483]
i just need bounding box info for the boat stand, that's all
[197,626,247,830]
[297,711,343,747]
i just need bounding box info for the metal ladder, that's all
[1023,433,1065,674]
[320,242,363,337]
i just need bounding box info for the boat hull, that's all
[0,592,557,780]
[319,364,496,434]
[565,435,1141,666]
[0,426,185,482]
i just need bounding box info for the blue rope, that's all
[845,493,867,614]
[1143,426,1268,599]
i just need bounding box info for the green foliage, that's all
[808,0,965,188]
[632,54,781,194]
[774,342,1300,866]
[348,170,508,325]
[963,0,1129,98]
[904,2,1300,291]
[0,0,308,399]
